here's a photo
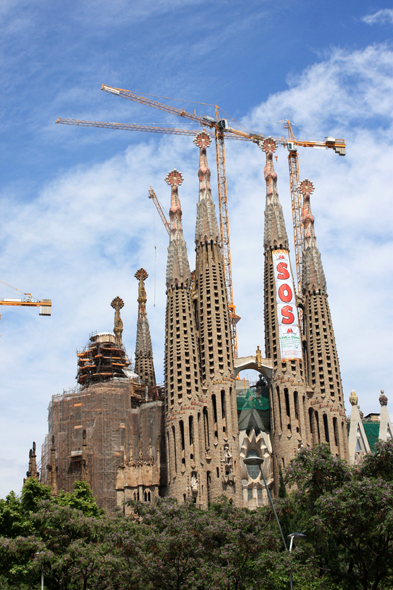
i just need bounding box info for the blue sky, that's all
[1,0,392,497]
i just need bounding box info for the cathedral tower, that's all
[193,131,242,506]
[163,169,207,507]
[300,179,348,459]
[134,269,156,389]
[261,137,310,485]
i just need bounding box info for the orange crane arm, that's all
[0,279,52,316]
[57,90,346,359]
[55,118,249,140]
[148,187,170,235]
[0,299,52,313]
[102,85,208,125]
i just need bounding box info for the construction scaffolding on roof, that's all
[41,377,149,509]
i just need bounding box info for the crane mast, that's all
[214,107,240,358]
[285,121,304,297]
[100,85,241,358]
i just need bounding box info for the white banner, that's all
[272,250,302,361]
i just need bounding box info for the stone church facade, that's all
[39,131,369,510]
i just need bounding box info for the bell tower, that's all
[163,169,208,507]
[193,131,242,506]
[261,137,310,486]
[134,269,156,389]
[300,179,348,459]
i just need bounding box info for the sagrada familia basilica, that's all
[31,131,391,510]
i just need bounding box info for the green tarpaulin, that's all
[363,422,380,452]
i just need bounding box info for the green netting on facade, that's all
[236,388,270,411]
[237,388,270,433]
[363,422,380,452]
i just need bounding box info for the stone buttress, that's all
[261,137,310,488]
[300,179,348,459]
[163,168,208,507]
[134,269,156,389]
[193,131,242,506]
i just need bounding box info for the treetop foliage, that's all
[0,441,392,590]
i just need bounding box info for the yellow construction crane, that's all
[283,120,345,294]
[148,187,170,235]
[0,279,52,318]
[56,85,345,357]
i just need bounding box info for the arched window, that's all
[245,450,260,480]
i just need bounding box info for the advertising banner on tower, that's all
[272,250,302,361]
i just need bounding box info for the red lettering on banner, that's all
[277,262,290,280]
[282,305,295,324]
[278,284,293,303]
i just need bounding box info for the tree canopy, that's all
[0,441,392,590]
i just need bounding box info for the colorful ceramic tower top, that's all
[194,131,220,245]
[165,169,191,287]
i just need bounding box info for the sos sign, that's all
[273,250,302,361]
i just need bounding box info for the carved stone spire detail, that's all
[134,268,156,388]
[81,429,89,483]
[300,179,326,292]
[111,296,124,345]
[300,178,348,460]
[46,435,58,495]
[194,132,220,245]
[25,441,39,482]
[165,170,191,287]
[260,137,289,250]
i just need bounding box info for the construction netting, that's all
[237,388,270,434]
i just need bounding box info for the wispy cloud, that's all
[1,42,392,499]
[362,9,393,25]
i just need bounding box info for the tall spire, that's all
[299,179,326,292]
[165,169,191,287]
[260,137,289,250]
[111,296,124,345]
[300,179,348,460]
[194,132,219,244]
[134,268,156,388]
[192,131,243,507]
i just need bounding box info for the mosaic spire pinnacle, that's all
[194,131,220,244]
[165,170,191,287]
[260,137,289,250]
[111,296,124,345]
[300,179,326,292]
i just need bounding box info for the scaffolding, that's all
[41,376,148,509]
[76,332,132,387]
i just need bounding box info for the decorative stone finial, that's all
[379,390,388,406]
[256,345,262,370]
[259,136,278,155]
[193,130,211,149]
[134,269,148,311]
[349,390,358,406]
[298,178,315,198]
[111,296,124,345]
[165,169,184,187]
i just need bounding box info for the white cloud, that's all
[1,43,392,498]
[362,9,393,25]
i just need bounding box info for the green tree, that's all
[285,442,393,590]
